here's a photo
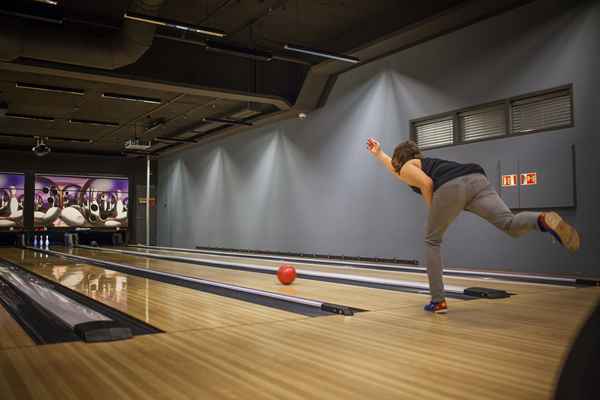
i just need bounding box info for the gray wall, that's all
[157,0,600,277]
[0,150,152,243]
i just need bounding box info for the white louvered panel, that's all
[460,105,506,142]
[511,91,572,133]
[415,118,453,149]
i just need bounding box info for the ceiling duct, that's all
[0,0,166,69]
[154,137,197,144]
[184,107,263,140]
[205,41,273,62]
[0,132,93,143]
[201,117,253,127]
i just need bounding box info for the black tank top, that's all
[410,157,485,194]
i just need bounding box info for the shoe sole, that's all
[434,309,448,314]
[544,212,580,253]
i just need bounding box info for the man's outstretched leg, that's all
[464,174,580,252]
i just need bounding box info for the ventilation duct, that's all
[0,0,165,69]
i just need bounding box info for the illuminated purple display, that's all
[34,175,129,228]
[0,173,25,230]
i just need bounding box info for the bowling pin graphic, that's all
[104,190,127,228]
[60,206,86,227]
[45,235,49,249]
[43,206,61,225]
[88,189,101,224]
[33,235,38,247]
[101,193,107,214]
[0,187,18,227]
[111,190,128,222]
[9,186,18,217]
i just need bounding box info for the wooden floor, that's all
[0,246,598,399]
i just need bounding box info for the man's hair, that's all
[391,140,423,173]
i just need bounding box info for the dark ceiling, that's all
[0,0,530,157]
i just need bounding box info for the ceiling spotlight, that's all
[32,137,51,157]
[298,112,307,120]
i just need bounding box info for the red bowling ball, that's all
[277,264,297,285]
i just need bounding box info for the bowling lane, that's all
[0,248,308,333]
[118,247,565,295]
[70,247,432,311]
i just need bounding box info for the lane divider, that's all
[129,244,422,272]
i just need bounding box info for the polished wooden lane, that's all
[0,306,34,351]
[0,248,308,333]
[68,247,441,311]
[1,287,598,400]
[116,246,572,295]
[70,246,582,311]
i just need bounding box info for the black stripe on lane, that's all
[193,245,419,265]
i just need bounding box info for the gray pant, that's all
[425,173,540,302]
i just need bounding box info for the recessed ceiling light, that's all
[68,119,119,127]
[16,82,85,96]
[101,93,162,105]
[284,44,359,64]
[32,0,58,5]
[124,12,226,38]
[5,113,55,122]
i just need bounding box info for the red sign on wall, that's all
[501,174,518,187]
[520,172,538,186]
